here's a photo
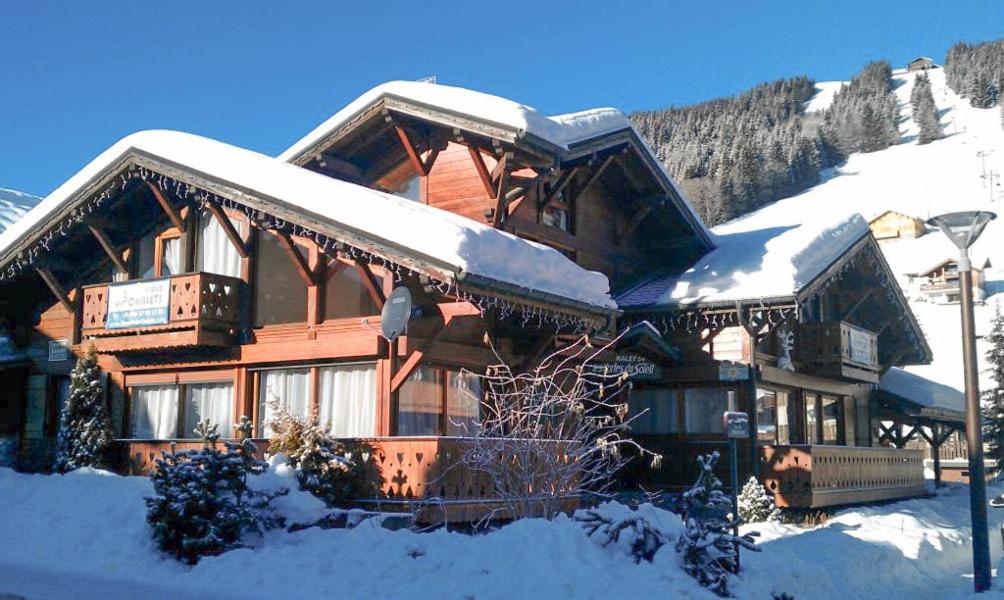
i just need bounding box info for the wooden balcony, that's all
[799,321,880,383]
[761,445,926,508]
[81,272,242,353]
[118,436,578,523]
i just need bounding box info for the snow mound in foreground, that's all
[2,466,1004,599]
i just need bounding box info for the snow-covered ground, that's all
[2,465,1004,600]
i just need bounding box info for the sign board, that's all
[587,353,661,381]
[48,339,70,362]
[718,361,749,382]
[106,279,171,329]
[848,327,874,366]
[723,411,750,439]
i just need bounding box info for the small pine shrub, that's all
[266,404,380,506]
[737,475,780,523]
[676,452,760,597]
[53,346,114,472]
[145,420,286,564]
[575,509,669,563]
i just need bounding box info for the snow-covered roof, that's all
[279,81,633,162]
[0,130,616,313]
[0,188,40,233]
[879,367,964,415]
[617,214,870,308]
[277,81,715,248]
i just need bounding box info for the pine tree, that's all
[53,346,114,472]
[737,475,780,522]
[982,306,1004,473]
[676,452,760,597]
[911,73,943,144]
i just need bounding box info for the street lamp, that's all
[928,210,997,593]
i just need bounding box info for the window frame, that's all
[396,363,484,436]
[125,372,236,440]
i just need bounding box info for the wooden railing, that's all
[81,272,242,352]
[799,321,880,382]
[761,445,926,508]
[118,436,578,523]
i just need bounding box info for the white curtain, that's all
[445,370,481,436]
[130,385,179,439]
[197,209,244,278]
[258,368,311,437]
[318,364,376,437]
[184,382,234,438]
[161,238,182,276]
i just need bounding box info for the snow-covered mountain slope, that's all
[0,188,40,233]
[716,67,1004,395]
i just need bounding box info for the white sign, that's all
[48,339,70,362]
[848,327,874,366]
[723,411,750,439]
[106,279,171,329]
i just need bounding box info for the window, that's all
[160,237,183,276]
[137,232,157,279]
[258,368,311,437]
[755,388,790,444]
[821,395,842,445]
[196,209,245,278]
[542,204,572,233]
[628,387,678,434]
[254,232,309,326]
[130,385,179,439]
[398,366,482,436]
[317,363,377,437]
[805,394,819,444]
[398,366,441,436]
[324,265,380,320]
[184,382,234,439]
[445,370,481,436]
[683,387,729,434]
[129,380,234,439]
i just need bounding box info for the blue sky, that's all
[2,1,1002,196]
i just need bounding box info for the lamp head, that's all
[927,211,996,251]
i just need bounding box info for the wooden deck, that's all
[118,436,579,523]
[761,444,927,508]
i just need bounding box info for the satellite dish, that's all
[381,286,413,341]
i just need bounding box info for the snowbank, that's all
[0,130,615,311]
[3,466,1004,600]
[804,80,845,113]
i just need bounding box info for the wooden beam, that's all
[390,302,480,392]
[468,146,497,199]
[541,167,578,207]
[842,287,876,322]
[36,267,74,313]
[623,202,656,238]
[87,225,129,276]
[146,182,186,233]
[492,158,513,227]
[393,126,440,176]
[565,154,616,206]
[205,203,249,258]
[272,231,315,287]
[355,263,386,310]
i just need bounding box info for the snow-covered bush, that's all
[737,475,780,523]
[676,452,759,597]
[576,507,669,563]
[266,403,379,506]
[53,345,114,473]
[146,421,286,564]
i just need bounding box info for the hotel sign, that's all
[106,279,171,329]
[587,353,661,381]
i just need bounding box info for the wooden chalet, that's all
[615,215,940,508]
[906,256,991,304]
[868,210,926,241]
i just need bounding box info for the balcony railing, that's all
[81,272,242,352]
[799,321,879,382]
[761,445,926,508]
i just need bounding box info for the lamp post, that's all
[928,210,997,593]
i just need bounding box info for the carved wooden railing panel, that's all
[761,444,926,508]
[80,272,242,351]
[799,321,879,382]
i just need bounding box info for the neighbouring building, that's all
[0,81,949,515]
[868,210,926,241]
[906,257,991,304]
[907,57,938,72]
